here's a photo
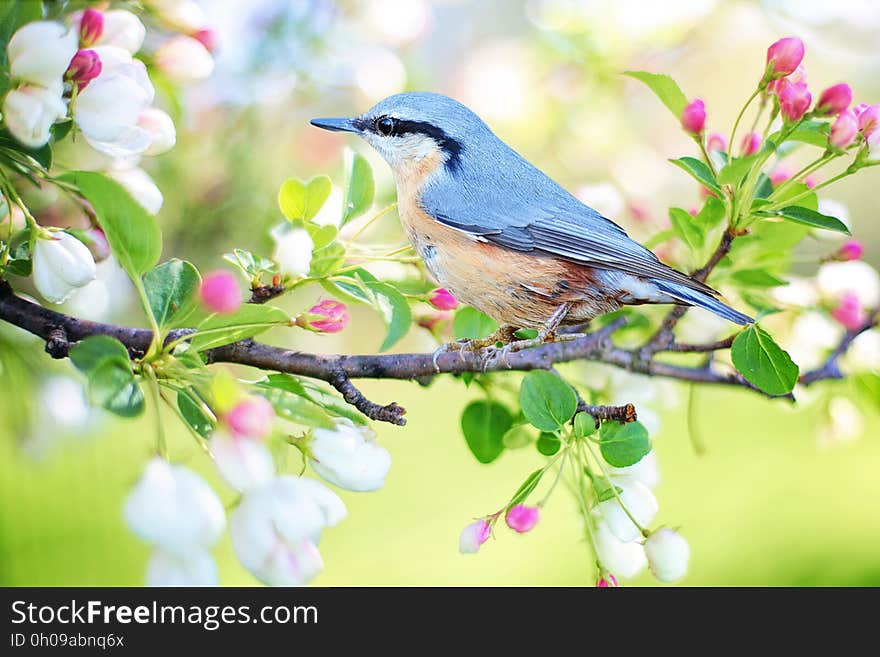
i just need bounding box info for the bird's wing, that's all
[419,171,716,296]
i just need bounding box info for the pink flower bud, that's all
[857,104,880,138]
[199,270,242,314]
[65,49,102,89]
[767,65,807,95]
[306,299,349,333]
[428,287,458,310]
[834,240,863,262]
[79,8,104,47]
[79,226,110,262]
[706,132,727,153]
[459,519,491,554]
[596,574,619,587]
[831,292,866,330]
[505,504,540,533]
[226,395,274,440]
[769,166,792,185]
[804,175,819,188]
[778,80,812,122]
[815,83,852,116]
[852,103,869,118]
[740,131,761,156]
[192,28,218,54]
[766,37,805,78]
[829,109,858,149]
[680,98,706,135]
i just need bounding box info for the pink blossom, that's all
[778,80,812,122]
[199,270,242,314]
[815,83,852,116]
[505,505,540,533]
[65,49,102,89]
[804,175,819,188]
[767,65,806,95]
[706,132,727,153]
[681,98,706,135]
[428,287,458,311]
[226,396,274,440]
[192,28,218,54]
[769,166,792,185]
[596,574,619,588]
[740,131,761,156]
[835,241,863,262]
[831,292,866,330]
[830,109,858,149]
[459,519,491,554]
[766,37,805,77]
[857,104,880,138]
[307,299,349,333]
[79,8,104,47]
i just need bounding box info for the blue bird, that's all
[312,92,751,354]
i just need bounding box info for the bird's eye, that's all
[375,116,396,136]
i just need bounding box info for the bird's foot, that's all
[482,329,587,370]
[432,325,518,372]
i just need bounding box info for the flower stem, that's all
[730,87,763,160]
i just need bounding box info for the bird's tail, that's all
[651,279,753,325]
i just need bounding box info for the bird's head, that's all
[311,92,489,178]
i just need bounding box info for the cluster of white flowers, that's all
[123,394,391,586]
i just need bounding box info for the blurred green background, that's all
[2,0,879,586]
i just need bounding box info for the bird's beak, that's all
[310,117,358,133]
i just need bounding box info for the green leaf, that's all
[144,259,201,329]
[364,281,411,351]
[177,390,213,437]
[669,207,705,252]
[854,373,880,413]
[717,155,757,186]
[595,478,623,502]
[695,196,726,232]
[460,400,512,464]
[502,424,534,449]
[770,120,830,149]
[731,324,799,395]
[223,249,276,278]
[70,336,144,418]
[341,152,374,225]
[190,304,290,352]
[731,269,787,288]
[573,412,597,438]
[256,386,336,429]
[323,269,378,305]
[754,173,774,200]
[308,241,346,277]
[536,432,561,456]
[259,373,369,425]
[669,157,721,194]
[304,222,338,249]
[623,70,687,119]
[0,129,51,169]
[58,171,161,278]
[775,206,850,235]
[509,468,544,508]
[453,307,498,340]
[278,176,332,222]
[519,370,578,432]
[599,421,651,467]
[88,360,145,417]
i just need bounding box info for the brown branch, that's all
[799,308,879,386]
[1,279,866,424]
[663,336,736,353]
[578,402,637,426]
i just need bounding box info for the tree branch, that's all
[1,280,870,424]
[799,308,879,386]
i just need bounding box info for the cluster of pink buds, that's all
[459,503,542,554]
[64,8,105,90]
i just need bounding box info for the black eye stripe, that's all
[360,116,463,173]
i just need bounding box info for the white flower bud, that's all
[2,84,68,149]
[210,430,275,492]
[645,528,690,583]
[154,35,214,82]
[272,225,313,278]
[817,261,880,308]
[309,418,392,492]
[610,450,660,489]
[32,231,97,304]
[146,548,218,586]
[596,477,658,543]
[124,457,225,555]
[229,476,345,586]
[99,10,146,54]
[107,166,163,214]
[138,108,177,156]
[8,21,78,88]
[592,515,647,579]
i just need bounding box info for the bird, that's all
[311,92,752,358]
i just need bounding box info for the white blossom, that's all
[645,528,690,583]
[138,108,177,156]
[596,477,658,542]
[610,450,661,489]
[210,430,275,492]
[7,21,77,88]
[2,84,68,149]
[817,260,880,308]
[592,515,647,579]
[309,418,391,492]
[32,231,97,304]
[124,457,225,556]
[96,10,146,53]
[146,548,218,586]
[272,225,314,277]
[108,165,164,214]
[154,35,214,82]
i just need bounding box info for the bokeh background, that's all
[2,0,879,586]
